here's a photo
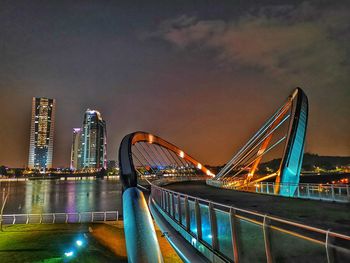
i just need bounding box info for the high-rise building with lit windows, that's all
[70,128,82,170]
[72,109,107,171]
[28,97,56,170]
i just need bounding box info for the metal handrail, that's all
[207,179,350,203]
[151,184,350,263]
[151,184,350,242]
[2,210,119,225]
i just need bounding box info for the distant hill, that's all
[206,153,350,174]
[259,153,350,172]
[301,153,350,169]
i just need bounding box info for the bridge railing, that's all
[151,184,350,262]
[206,180,350,203]
[1,211,119,225]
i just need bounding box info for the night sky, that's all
[1,0,349,168]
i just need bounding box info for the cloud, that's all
[152,2,350,84]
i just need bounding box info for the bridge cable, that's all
[218,114,290,180]
[222,136,287,182]
[216,102,291,179]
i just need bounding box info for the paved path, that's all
[165,181,350,235]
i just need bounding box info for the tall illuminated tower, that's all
[28,97,56,170]
[70,128,82,170]
[79,109,107,170]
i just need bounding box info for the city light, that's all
[64,251,74,257]
[76,240,83,247]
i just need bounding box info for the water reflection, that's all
[2,179,122,214]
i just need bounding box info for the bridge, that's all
[118,88,350,262]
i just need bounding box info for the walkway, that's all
[165,181,350,235]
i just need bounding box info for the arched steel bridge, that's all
[117,88,337,263]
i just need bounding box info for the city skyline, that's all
[1,1,349,168]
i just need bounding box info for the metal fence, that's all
[1,211,119,225]
[206,180,350,203]
[151,184,350,263]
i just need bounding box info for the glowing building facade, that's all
[72,109,107,171]
[70,128,82,170]
[28,97,56,170]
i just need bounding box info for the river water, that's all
[1,179,123,214]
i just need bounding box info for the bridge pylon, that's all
[210,88,308,197]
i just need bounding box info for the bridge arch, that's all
[118,131,213,190]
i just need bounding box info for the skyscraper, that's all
[71,109,107,171]
[28,97,56,170]
[70,128,82,170]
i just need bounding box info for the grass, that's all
[0,222,182,263]
[0,224,119,263]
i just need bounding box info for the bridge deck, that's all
[164,181,350,235]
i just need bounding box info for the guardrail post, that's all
[65,213,68,223]
[184,196,190,232]
[117,211,119,221]
[104,211,106,222]
[164,192,168,212]
[91,212,94,222]
[172,194,176,218]
[163,191,166,210]
[163,191,166,211]
[52,214,55,224]
[13,215,16,225]
[40,214,43,224]
[325,230,335,263]
[78,213,81,223]
[318,185,322,199]
[194,199,202,240]
[262,215,273,263]
[230,208,240,263]
[178,195,182,225]
[160,190,163,209]
[331,185,335,201]
[167,192,170,214]
[296,184,300,197]
[26,214,29,224]
[208,202,218,251]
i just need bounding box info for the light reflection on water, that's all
[1,179,123,214]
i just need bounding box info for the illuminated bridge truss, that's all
[212,88,308,196]
[119,131,213,189]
